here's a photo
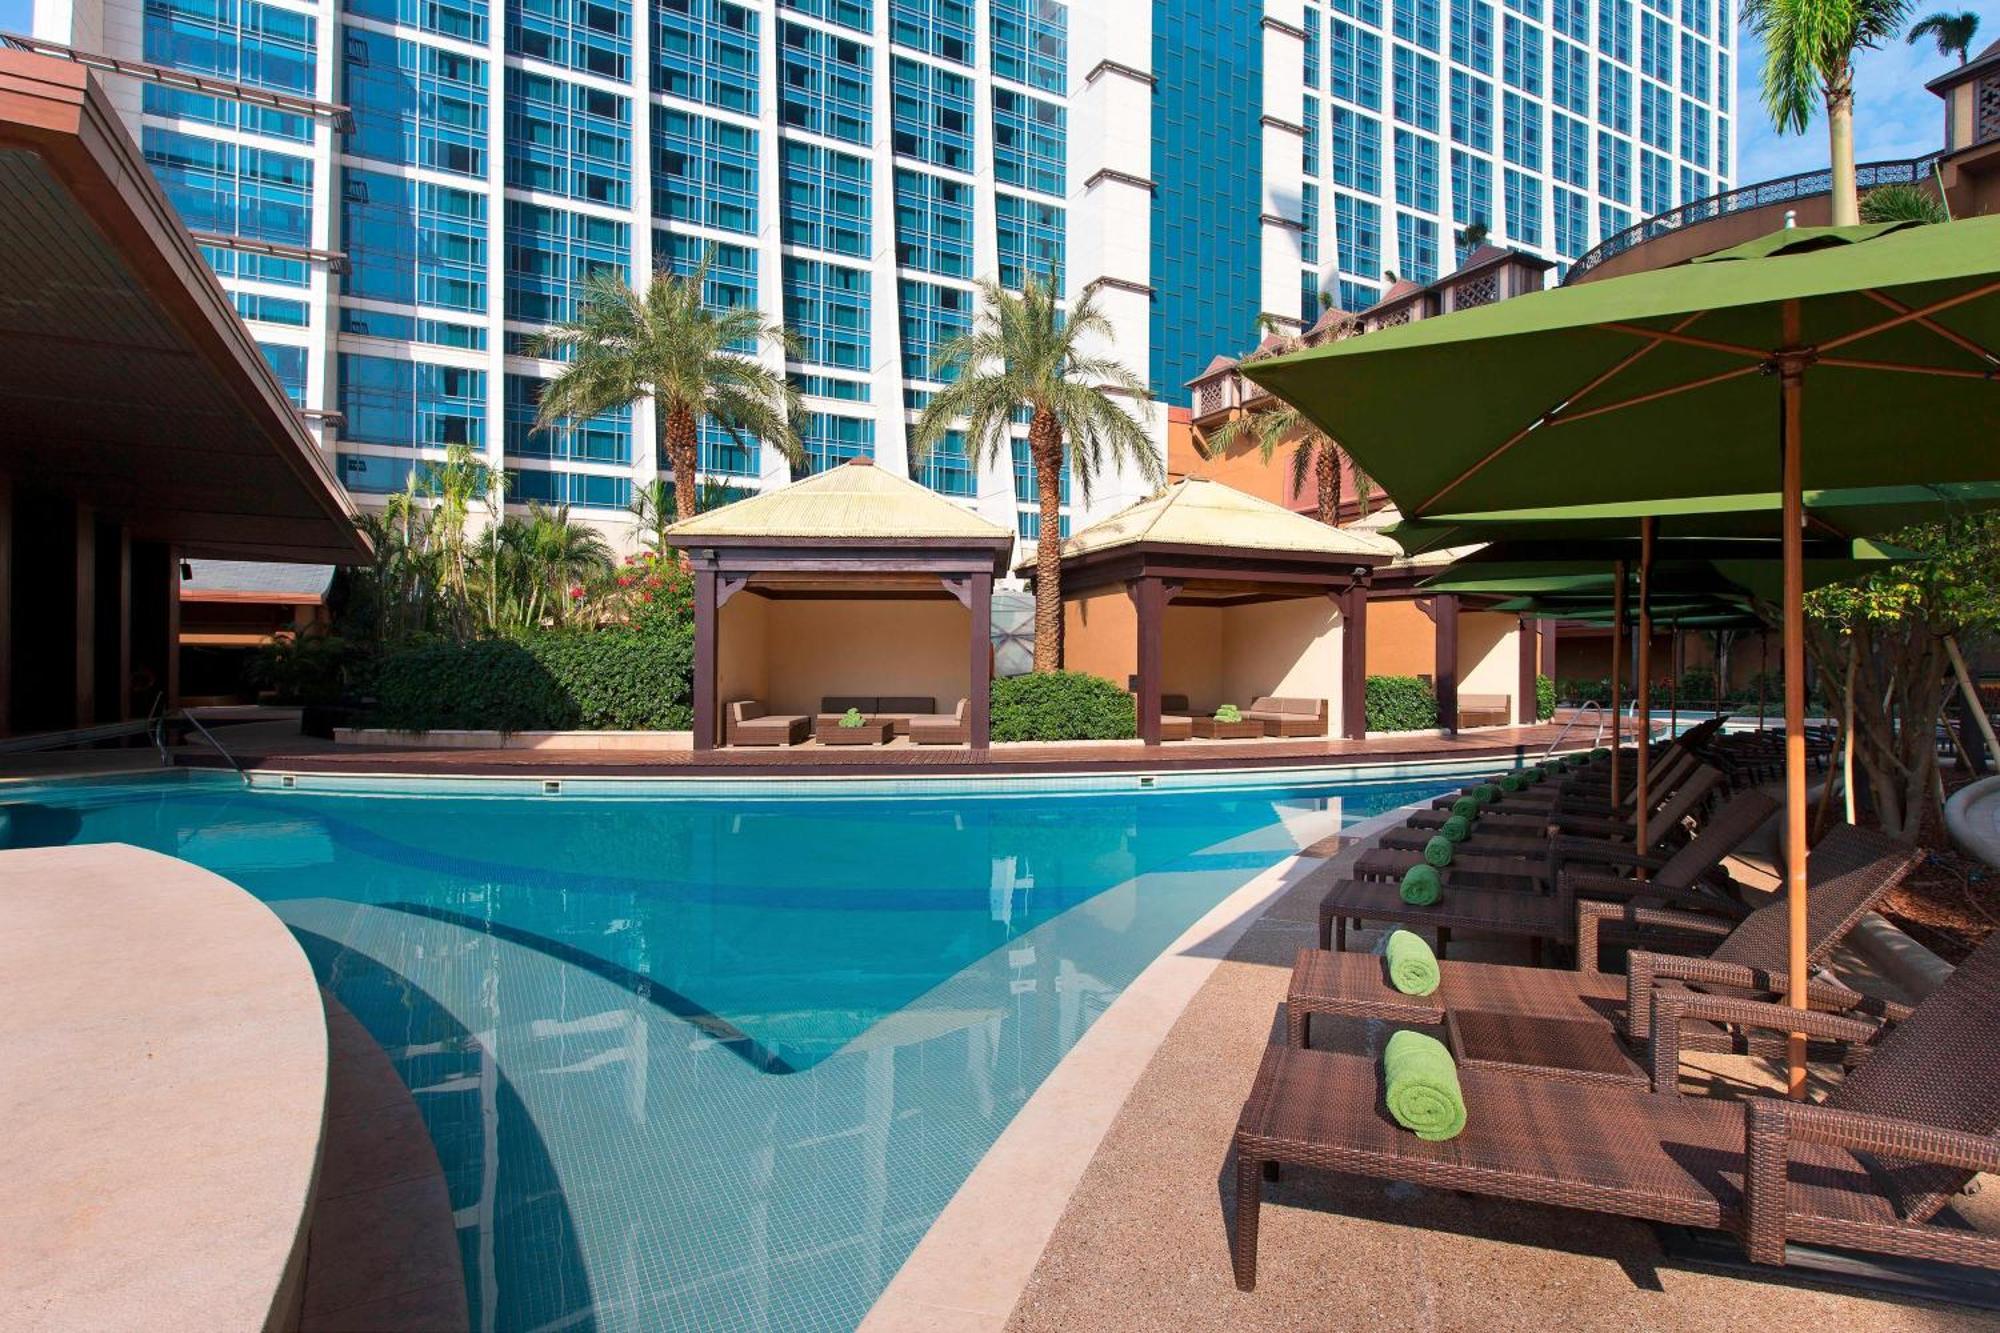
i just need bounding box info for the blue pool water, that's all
[3,772,1452,1330]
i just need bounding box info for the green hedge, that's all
[1365,675,1439,732]
[372,624,693,732]
[990,671,1136,742]
[1536,673,1556,721]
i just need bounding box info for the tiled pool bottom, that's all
[3,774,1455,1330]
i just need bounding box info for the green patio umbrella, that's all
[1420,538,1911,600]
[1245,217,2000,1097]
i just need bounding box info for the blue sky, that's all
[0,0,1988,197]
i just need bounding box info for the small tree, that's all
[910,272,1159,672]
[1906,9,1980,62]
[1210,325,1378,526]
[530,254,804,524]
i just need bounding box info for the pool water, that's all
[3,772,1450,1331]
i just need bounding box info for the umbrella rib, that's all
[1595,323,1767,359]
[1818,279,2000,354]
[1543,362,1765,427]
[1817,356,1998,380]
[1857,289,2000,369]
[1417,312,1710,517]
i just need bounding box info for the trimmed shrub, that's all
[1535,673,1556,721]
[373,623,694,732]
[990,671,1137,742]
[1365,675,1439,732]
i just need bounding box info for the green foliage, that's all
[989,672,1137,742]
[1535,673,1556,721]
[372,621,694,733]
[1365,675,1440,732]
[1215,703,1243,723]
[247,628,356,706]
[838,707,865,729]
[1859,182,1949,224]
[1559,676,1611,706]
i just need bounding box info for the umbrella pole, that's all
[1780,318,1809,1102]
[1670,626,1680,735]
[1758,634,1768,732]
[1610,561,1626,802]
[1635,519,1656,857]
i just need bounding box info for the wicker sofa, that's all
[1239,696,1328,738]
[725,699,810,747]
[909,698,970,745]
[819,695,937,736]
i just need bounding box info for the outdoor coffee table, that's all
[814,716,891,745]
[1191,717,1267,740]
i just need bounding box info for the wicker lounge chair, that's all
[1231,924,2000,1290]
[1238,696,1328,738]
[909,698,969,745]
[725,700,809,747]
[1292,822,1916,1086]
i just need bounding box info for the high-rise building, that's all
[28,0,1731,553]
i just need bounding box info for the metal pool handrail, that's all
[179,710,250,786]
[1542,699,1607,759]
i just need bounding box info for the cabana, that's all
[1038,479,1396,743]
[666,458,1014,752]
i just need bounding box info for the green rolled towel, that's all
[1383,929,1441,996]
[1500,772,1525,792]
[1472,783,1501,806]
[1382,1029,1467,1141]
[1592,747,1611,759]
[1526,765,1548,784]
[1422,834,1454,868]
[1450,795,1480,820]
[1439,813,1472,843]
[1399,863,1441,905]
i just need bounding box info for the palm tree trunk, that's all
[1314,444,1341,525]
[1827,75,1860,227]
[1030,410,1064,673]
[665,403,701,522]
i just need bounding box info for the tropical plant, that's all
[910,271,1160,672]
[413,442,498,636]
[477,502,614,631]
[1905,9,1980,62]
[528,254,804,524]
[1454,220,1490,258]
[1742,0,1915,226]
[1859,181,1951,223]
[1209,326,1379,527]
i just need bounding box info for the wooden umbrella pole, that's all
[1635,518,1656,857]
[1670,626,1680,736]
[1842,639,1858,824]
[1758,632,1768,732]
[1610,560,1627,804]
[1779,308,1810,1102]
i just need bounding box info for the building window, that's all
[342,31,486,176]
[802,413,875,472]
[1501,16,1542,94]
[144,0,316,140]
[1679,165,1710,205]
[338,452,419,494]
[507,0,630,82]
[995,192,1063,289]
[1451,147,1493,226]
[238,292,310,326]
[778,19,872,144]
[1553,0,1589,39]
[1015,510,1069,540]
[505,374,631,463]
[1304,5,1322,85]
[258,342,308,405]
[1337,278,1379,312]
[509,466,632,509]
[1596,0,1632,61]
[1681,33,1710,102]
[1331,107,1382,193]
[992,88,1066,197]
[142,127,312,246]
[1639,11,1673,80]
[1551,37,1590,115]
[504,69,631,208]
[1598,201,1632,238]
[1502,92,1541,170]
[1553,185,1589,255]
[1596,131,1632,203]
[1639,79,1672,151]
[695,418,759,475]
[991,0,1065,93]
[652,109,758,233]
[891,0,973,65]
[780,138,871,256]
[1303,96,1321,175]
[779,0,869,32]
[653,0,758,113]
[1393,130,1438,211]
[1449,0,1494,73]
[915,429,975,496]
[1392,45,1439,132]
[899,280,973,381]
[1598,61,1632,134]
[1393,0,1441,50]
[339,309,487,349]
[1449,69,1493,152]
[503,199,629,325]
[338,353,484,448]
[202,245,308,287]
[342,169,487,312]
[655,232,758,313]
[1503,167,1542,245]
[1333,0,1383,29]
[1551,112,1588,186]
[891,54,975,170]
[347,0,484,41]
[783,257,870,369]
[894,169,974,278]
[1301,180,1321,264]
[1396,212,1438,282]
[1330,20,1383,110]
[1680,98,1710,168]
[1334,191,1382,283]
[1640,147,1671,214]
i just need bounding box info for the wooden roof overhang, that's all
[1049,541,1384,605]
[0,52,368,564]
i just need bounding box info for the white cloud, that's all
[1733,4,1994,184]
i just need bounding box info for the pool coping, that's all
[857,798,1423,1332]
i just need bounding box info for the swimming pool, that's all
[2,770,1456,1330]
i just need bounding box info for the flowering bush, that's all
[596,552,696,634]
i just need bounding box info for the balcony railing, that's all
[1562,152,1946,285]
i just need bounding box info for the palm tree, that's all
[1906,9,1980,62]
[479,502,613,629]
[1743,0,1914,226]
[415,441,496,636]
[1209,328,1377,527]
[529,254,804,525]
[910,272,1159,673]
[1859,181,1950,222]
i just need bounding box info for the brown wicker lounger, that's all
[1384,765,1724,868]
[1232,927,2000,1290]
[725,699,810,746]
[1292,825,1920,1085]
[1238,696,1328,738]
[909,698,969,745]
